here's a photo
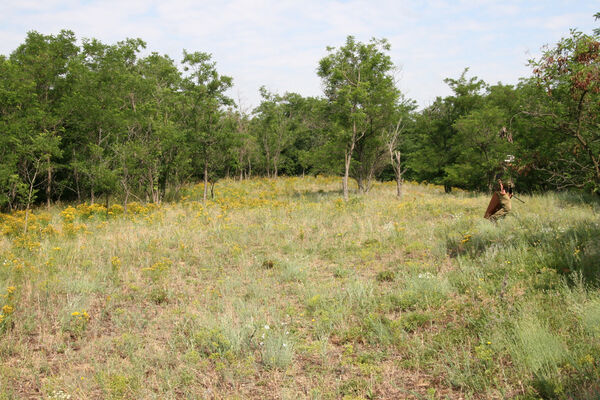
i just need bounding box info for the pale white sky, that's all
[1,1,598,109]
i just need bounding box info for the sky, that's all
[1,1,598,109]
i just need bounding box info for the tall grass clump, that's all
[389,272,453,311]
[278,259,307,283]
[503,312,568,378]
[260,329,295,370]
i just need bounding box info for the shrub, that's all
[193,327,232,357]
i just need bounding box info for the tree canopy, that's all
[2,16,600,211]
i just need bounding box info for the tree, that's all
[63,38,147,204]
[289,96,331,176]
[384,99,416,197]
[450,105,511,191]
[16,131,61,232]
[229,100,259,180]
[318,36,400,200]
[180,51,233,203]
[411,69,486,192]
[8,30,78,207]
[134,52,183,203]
[253,87,297,177]
[527,27,600,192]
[0,55,29,210]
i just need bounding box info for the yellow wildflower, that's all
[111,257,122,268]
[2,305,14,315]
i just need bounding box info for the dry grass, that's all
[0,176,599,399]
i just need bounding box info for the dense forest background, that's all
[1,13,599,211]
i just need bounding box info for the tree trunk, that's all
[24,167,39,235]
[343,119,361,201]
[391,151,403,198]
[123,190,129,213]
[74,168,81,203]
[46,155,52,209]
[121,163,129,212]
[265,150,271,178]
[203,161,208,204]
[357,176,366,193]
[396,175,402,197]
[343,150,351,202]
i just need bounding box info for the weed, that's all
[376,270,395,282]
[193,327,233,357]
[148,287,169,304]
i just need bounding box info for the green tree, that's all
[0,55,29,210]
[16,131,61,232]
[253,87,297,177]
[289,96,331,176]
[180,51,233,202]
[229,101,259,180]
[450,105,511,191]
[411,69,486,192]
[64,38,147,204]
[318,36,400,200]
[133,52,183,203]
[8,30,78,207]
[526,27,600,193]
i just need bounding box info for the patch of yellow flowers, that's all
[67,309,91,337]
[71,310,90,320]
[0,286,16,330]
[0,211,51,237]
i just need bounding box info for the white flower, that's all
[264,324,270,330]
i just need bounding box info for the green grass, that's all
[1,177,599,399]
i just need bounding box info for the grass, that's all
[0,176,599,399]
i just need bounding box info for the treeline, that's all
[1,16,599,211]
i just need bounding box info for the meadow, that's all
[0,176,599,399]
